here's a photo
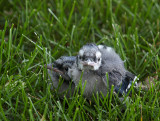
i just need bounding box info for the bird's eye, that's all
[98,58,100,61]
[79,56,82,59]
[79,56,85,61]
[64,67,68,71]
[93,57,96,61]
[82,56,85,61]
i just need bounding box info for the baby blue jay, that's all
[68,44,110,98]
[68,43,137,97]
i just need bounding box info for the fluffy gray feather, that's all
[97,45,127,87]
[68,43,136,98]
[47,56,76,97]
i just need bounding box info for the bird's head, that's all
[77,43,102,71]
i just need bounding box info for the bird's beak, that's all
[47,65,64,75]
[83,61,96,67]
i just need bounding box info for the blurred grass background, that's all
[0,0,160,120]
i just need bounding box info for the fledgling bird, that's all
[68,43,137,98]
[68,44,108,98]
[47,56,76,97]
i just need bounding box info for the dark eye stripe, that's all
[93,56,96,61]
[64,67,68,71]
[82,56,85,61]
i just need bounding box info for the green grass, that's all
[0,0,160,120]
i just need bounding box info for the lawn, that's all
[0,0,160,120]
